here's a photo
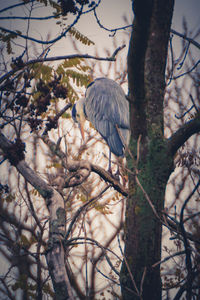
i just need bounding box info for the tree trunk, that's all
[120,1,175,299]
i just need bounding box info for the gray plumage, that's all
[72,77,130,157]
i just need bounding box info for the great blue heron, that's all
[72,77,130,172]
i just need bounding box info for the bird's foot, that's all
[108,167,120,182]
[108,167,128,187]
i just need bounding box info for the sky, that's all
[56,0,200,58]
[0,0,199,58]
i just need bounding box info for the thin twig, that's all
[173,60,200,80]
[179,179,200,299]
[0,46,125,85]
[152,250,185,268]
[140,267,147,298]
[136,134,142,167]
[0,0,35,14]
[93,8,132,36]
[0,4,83,45]
[170,29,200,50]
[64,185,110,241]
[135,176,161,220]
[117,234,140,296]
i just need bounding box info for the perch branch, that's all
[91,164,128,196]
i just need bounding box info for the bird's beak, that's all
[79,122,85,141]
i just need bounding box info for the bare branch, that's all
[41,130,128,196]
[0,14,61,21]
[179,179,200,299]
[0,132,52,199]
[64,160,91,187]
[163,213,200,245]
[172,59,200,80]
[167,116,200,157]
[91,164,128,196]
[0,4,83,45]
[152,250,186,268]
[0,132,72,299]
[42,103,72,136]
[93,8,132,36]
[170,28,200,50]
[0,0,35,14]
[65,185,110,241]
[0,46,125,85]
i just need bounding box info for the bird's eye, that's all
[77,113,80,117]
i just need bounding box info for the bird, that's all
[72,77,130,172]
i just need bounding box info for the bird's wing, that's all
[84,78,130,156]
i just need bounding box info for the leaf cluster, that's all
[0,183,15,203]
[56,57,91,102]
[59,0,96,16]
[11,274,54,299]
[69,27,95,45]
[1,54,91,135]
[0,30,22,55]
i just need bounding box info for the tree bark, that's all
[120,1,175,299]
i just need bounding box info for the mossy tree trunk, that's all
[120,1,175,299]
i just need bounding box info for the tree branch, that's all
[93,8,132,36]
[167,115,200,157]
[93,5,200,51]
[0,132,52,199]
[42,134,128,196]
[0,131,71,299]
[0,14,61,21]
[0,0,35,14]
[0,3,83,45]
[170,28,200,50]
[64,185,110,241]
[91,164,128,196]
[39,101,128,196]
[0,45,125,85]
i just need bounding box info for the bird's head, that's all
[72,98,86,140]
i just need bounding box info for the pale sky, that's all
[0,0,199,58]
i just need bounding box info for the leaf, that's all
[63,58,83,68]
[53,162,63,169]
[20,234,31,247]
[30,235,37,244]
[56,65,65,76]
[5,193,15,202]
[94,203,112,214]
[68,27,95,46]
[80,194,87,203]
[55,56,91,103]
[43,283,55,297]
[31,189,39,196]
[135,205,141,215]
[31,63,53,82]
[49,0,61,11]
[62,112,71,119]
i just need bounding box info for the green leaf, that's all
[62,112,71,119]
[68,27,95,46]
[20,234,31,247]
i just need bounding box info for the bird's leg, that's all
[115,164,120,179]
[115,157,128,186]
[108,151,121,181]
[108,150,112,174]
